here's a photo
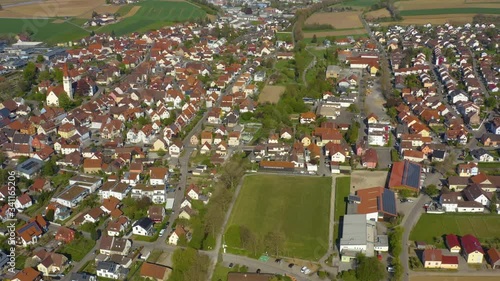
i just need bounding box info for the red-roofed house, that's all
[441,255,459,269]
[422,249,442,268]
[461,234,484,264]
[12,267,42,281]
[55,227,76,244]
[487,248,500,269]
[445,234,461,253]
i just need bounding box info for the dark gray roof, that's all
[381,189,397,216]
[432,150,446,159]
[402,161,421,189]
[96,261,118,271]
[69,272,96,281]
[16,158,44,175]
[12,133,31,144]
[133,217,153,229]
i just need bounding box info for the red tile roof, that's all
[445,234,460,249]
[461,234,484,255]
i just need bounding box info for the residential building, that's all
[139,262,172,281]
[388,160,422,191]
[461,234,484,264]
[132,218,154,236]
[445,234,461,253]
[422,249,442,268]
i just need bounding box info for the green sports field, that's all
[225,174,331,260]
[410,214,500,244]
[98,0,206,36]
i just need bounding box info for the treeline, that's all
[169,248,210,281]
[234,226,286,257]
[473,14,500,26]
[388,226,404,280]
[303,23,335,31]
[293,0,342,42]
[370,0,402,21]
[189,0,220,15]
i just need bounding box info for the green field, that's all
[0,1,206,44]
[400,8,500,16]
[0,18,89,44]
[410,214,500,245]
[478,162,500,169]
[333,177,351,242]
[98,0,207,36]
[225,174,331,260]
[341,0,379,7]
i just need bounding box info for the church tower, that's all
[62,64,73,99]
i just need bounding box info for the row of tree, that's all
[293,0,342,42]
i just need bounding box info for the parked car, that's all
[256,269,261,274]
[387,266,395,273]
[275,258,282,263]
[228,263,234,268]
[159,229,165,237]
[288,263,294,268]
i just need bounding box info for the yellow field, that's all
[0,0,111,18]
[395,0,500,10]
[259,85,285,104]
[411,276,500,281]
[304,29,366,38]
[365,8,391,20]
[305,11,363,29]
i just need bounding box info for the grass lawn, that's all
[98,0,206,36]
[333,177,351,242]
[410,214,500,245]
[58,237,96,262]
[478,162,500,169]
[225,174,331,260]
[0,18,89,44]
[400,8,500,16]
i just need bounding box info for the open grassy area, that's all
[97,0,206,36]
[410,214,500,245]
[478,162,500,169]
[58,237,96,262]
[225,174,331,260]
[0,18,89,44]
[333,177,351,242]
[400,8,500,16]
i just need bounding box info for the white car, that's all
[159,229,165,237]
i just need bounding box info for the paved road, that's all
[400,194,427,281]
[317,175,339,276]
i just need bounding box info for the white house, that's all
[168,227,186,245]
[186,185,200,200]
[14,193,32,210]
[96,261,126,280]
[132,218,154,236]
[148,167,168,186]
[330,151,346,163]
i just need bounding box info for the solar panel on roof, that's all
[382,189,397,215]
[403,161,421,189]
[348,195,361,203]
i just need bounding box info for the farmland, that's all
[303,29,367,38]
[97,0,206,36]
[305,11,363,30]
[0,0,207,44]
[0,0,107,18]
[400,8,500,16]
[365,8,391,20]
[0,18,89,44]
[395,0,500,11]
[225,174,331,260]
[410,213,500,245]
[258,85,285,104]
[411,277,500,281]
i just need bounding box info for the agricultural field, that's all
[303,29,367,38]
[97,0,206,36]
[395,0,500,11]
[0,18,89,44]
[381,15,477,26]
[365,8,390,20]
[305,11,363,30]
[411,277,500,281]
[258,85,285,104]
[225,174,331,260]
[0,0,106,18]
[410,214,500,245]
[400,8,500,16]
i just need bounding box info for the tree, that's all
[399,189,413,199]
[311,34,317,43]
[424,184,439,197]
[485,96,497,109]
[42,159,57,176]
[58,94,74,111]
[90,229,99,240]
[23,62,37,91]
[116,54,123,62]
[355,253,386,281]
[240,226,260,255]
[36,54,45,63]
[264,231,285,256]
[45,209,55,221]
[490,193,498,214]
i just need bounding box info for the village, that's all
[0,1,498,281]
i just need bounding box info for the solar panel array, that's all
[403,161,421,189]
[382,189,397,215]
